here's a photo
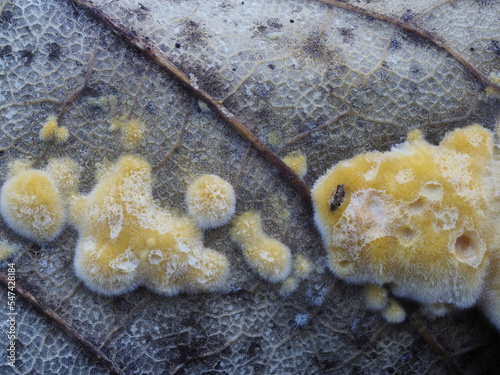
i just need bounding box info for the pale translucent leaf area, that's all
[0,0,499,374]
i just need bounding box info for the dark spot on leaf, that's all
[48,42,61,60]
[175,42,181,48]
[252,363,266,373]
[470,46,475,51]
[304,32,326,59]
[231,67,237,71]
[267,63,275,70]
[257,25,267,33]
[0,10,13,24]
[401,9,414,22]
[20,49,34,65]
[489,40,500,56]
[180,20,208,47]
[338,27,355,44]
[290,19,294,23]
[0,45,12,57]
[248,341,260,357]
[145,102,155,113]
[389,39,401,50]
[267,17,282,29]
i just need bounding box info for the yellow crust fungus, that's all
[363,284,389,311]
[0,158,78,243]
[0,240,20,261]
[283,152,307,179]
[39,115,69,143]
[312,125,497,317]
[381,299,406,323]
[39,115,58,141]
[185,174,236,229]
[70,155,230,296]
[293,254,313,279]
[54,126,69,143]
[231,211,292,283]
[110,117,145,150]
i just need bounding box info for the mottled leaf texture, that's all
[1,0,499,374]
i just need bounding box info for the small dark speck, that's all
[20,50,34,65]
[145,102,155,113]
[175,42,181,48]
[290,19,294,23]
[48,42,61,60]
[0,45,12,57]
[389,39,400,50]
[241,1,244,4]
[0,10,13,24]
[470,47,475,51]
[268,64,275,70]
[489,40,500,56]
[232,67,237,72]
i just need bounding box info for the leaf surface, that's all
[1,0,499,374]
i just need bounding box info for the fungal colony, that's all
[311,124,500,328]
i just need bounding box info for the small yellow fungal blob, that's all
[185,174,236,229]
[0,240,20,261]
[110,117,145,150]
[71,155,230,296]
[279,277,299,296]
[54,126,69,143]
[420,303,454,319]
[293,254,313,279]
[39,115,58,141]
[0,165,67,242]
[381,299,406,324]
[283,152,307,178]
[480,250,500,330]
[231,211,292,282]
[312,124,496,312]
[363,284,389,311]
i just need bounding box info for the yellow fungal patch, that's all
[110,117,145,150]
[0,158,78,243]
[54,126,69,143]
[312,125,496,313]
[231,211,292,282]
[39,115,69,143]
[185,174,236,229]
[70,155,230,296]
[279,277,299,296]
[363,284,388,311]
[283,152,307,178]
[293,254,313,279]
[381,299,406,323]
[0,240,20,261]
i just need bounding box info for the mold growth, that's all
[0,158,80,243]
[185,174,236,229]
[39,115,69,143]
[311,124,500,326]
[231,211,292,282]
[70,155,230,296]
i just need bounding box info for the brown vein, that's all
[0,273,125,375]
[321,0,500,91]
[70,0,312,206]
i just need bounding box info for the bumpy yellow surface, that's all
[185,174,236,229]
[283,152,307,179]
[312,125,498,311]
[0,159,78,243]
[231,211,292,283]
[110,117,145,150]
[70,155,230,296]
[39,115,69,143]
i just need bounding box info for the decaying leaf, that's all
[1,0,499,373]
